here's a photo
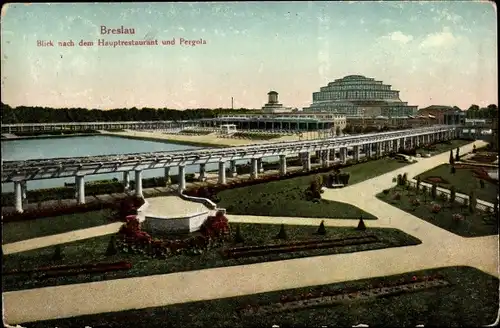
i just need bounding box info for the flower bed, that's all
[238,274,449,316]
[424,176,449,184]
[3,261,132,277]
[470,153,498,164]
[223,235,379,259]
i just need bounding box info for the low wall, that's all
[144,211,210,234]
[136,199,150,223]
[180,192,217,210]
[408,179,495,211]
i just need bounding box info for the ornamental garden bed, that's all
[415,139,471,156]
[470,153,498,164]
[377,185,498,237]
[238,276,450,317]
[23,266,499,328]
[223,235,379,259]
[2,222,421,292]
[415,164,498,203]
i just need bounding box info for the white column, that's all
[229,160,237,177]
[199,163,207,181]
[14,181,23,213]
[321,149,330,167]
[134,170,143,198]
[302,152,311,171]
[178,165,186,192]
[164,167,171,184]
[76,175,85,204]
[279,154,287,175]
[21,181,27,202]
[251,158,258,179]
[367,144,372,158]
[218,161,226,184]
[329,148,336,161]
[257,158,264,173]
[123,171,130,191]
[353,145,359,161]
[340,147,347,163]
[376,143,381,157]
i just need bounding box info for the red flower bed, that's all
[200,211,230,238]
[424,176,449,184]
[3,261,132,276]
[224,235,379,259]
[113,196,145,221]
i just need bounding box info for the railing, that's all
[179,192,218,210]
[407,179,494,211]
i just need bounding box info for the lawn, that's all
[415,163,498,203]
[2,209,114,244]
[22,266,499,327]
[376,186,498,237]
[2,223,421,291]
[416,139,472,156]
[216,157,411,219]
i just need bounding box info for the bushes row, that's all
[1,174,197,206]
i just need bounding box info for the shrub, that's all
[397,174,403,186]
[52,245,63,261]
[452,213,464,221]
[430,204,442,214]
[411,198,420,207]
[479,180,485,189]
[402,173,408,185]
[455,147,460,161]
[431,183,437,199]
[392,192,401,200]
[275,224,288,240]
[449,150,454,165]
[201,212,230,238]
[451,166,456,174]
[356,218,366,231]
[469,191,477,213]
[439,193,448,202]
[449,186,456,203]
[382,189,390,195]
[316,220,327,235]
[416,176,421,192]
[234,225,244,243]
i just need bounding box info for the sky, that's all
[0,1,497,110]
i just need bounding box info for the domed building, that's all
[303,75,418,118]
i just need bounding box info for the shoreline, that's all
[1,133,101,141]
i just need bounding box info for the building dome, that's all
[304,75,418,118]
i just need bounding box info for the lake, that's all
[2,135,272,192]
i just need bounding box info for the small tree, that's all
[316,220,327,235]
[450,166,456,174]
[416,176,421,193]
[402,173,408,185]
[455,147,460,162]
[422,186,428,203]
[397,174,403,186]
[52,245,63,261]
[356,217,366,231]
[472,144,477,153]
[449,150,454,165]
[469,191,477,213]
[276,224,288,240]
[449,186,456,204]
[105,235,117,256]
[479,180,485,189]
[431,182,437,199]
[336,126,341,136]
[234,225,244,243]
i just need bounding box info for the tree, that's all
[276,224,288,240]
[450,166,456,174]
[422,186,428,203]
[449,186,456,204]
[316,220,327,235]
[449,150,454,165]
[479,180,485,189]
[469,191,477,213]
[105,235,118,256]
[416,176,421,192]
[52,245,63,261]
[455,147,460,162]
[356,217,366,231]
[431,183,437,199]
[335,126,341,136]
[472,144,477,153]
[402,173,408,185]
[234,225,244,243]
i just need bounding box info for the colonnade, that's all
[10,130,456,213]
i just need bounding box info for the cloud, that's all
[380,18,393,25]
[433,8,463,24]
[381,31,414,44]
[419,27,458,48]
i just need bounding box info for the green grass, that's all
[2,223,420,291]
[376,186,498,237]
[2,209,113,244]
[22,266,499,328]
[415,163,498,203]
[416,139,472,156]
[217,157,412,219]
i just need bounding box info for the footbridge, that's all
[2,125,460,213]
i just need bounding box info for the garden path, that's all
[3,140,498,325]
